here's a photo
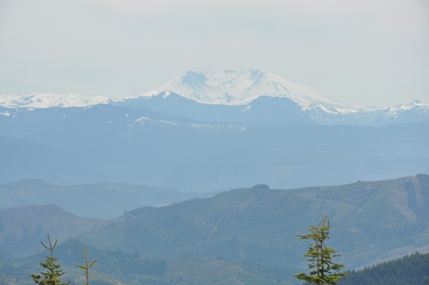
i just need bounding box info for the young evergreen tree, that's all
[31,234,70,285]
[76,247,98,285]
[295,216,345,285]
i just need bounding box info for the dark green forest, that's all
[339,252,429,285]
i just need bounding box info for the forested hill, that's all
[1,174,429,281]
[339,252,429,285]
[79,174,429,269]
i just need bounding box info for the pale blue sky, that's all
[0,0,428,107]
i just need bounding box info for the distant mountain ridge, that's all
[0,179,214,219]
[1,104,428,189]
[2,174,429,271]
[77,174,429,269]
[1,69,428,126]
[0,92,109,109]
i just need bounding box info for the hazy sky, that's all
[0,0,428,107]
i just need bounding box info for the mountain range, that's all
[0,69,428,190]
[1,69,428,126]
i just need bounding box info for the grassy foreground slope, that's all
[80,174,429,269]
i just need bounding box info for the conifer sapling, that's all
[31,234,70,285]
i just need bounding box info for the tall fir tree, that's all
[295,216,345,285]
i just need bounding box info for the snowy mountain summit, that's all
[138,69,358,112]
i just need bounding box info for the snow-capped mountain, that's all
[0,93,109,108]
[133,69,361,113]
[1,69,428,126]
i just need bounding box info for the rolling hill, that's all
[2,175,427,271]
[0,205,108,256]
[78,174,429,270]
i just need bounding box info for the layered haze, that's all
[0,70,428,191]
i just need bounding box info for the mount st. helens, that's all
[131,69,353,109]
[1,69,428,125]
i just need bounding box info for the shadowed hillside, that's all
[1,175,428,271]
[0,205,108,256]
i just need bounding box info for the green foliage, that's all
[295,216,345,285]
[76,248,97,285]
[31,234,70,285]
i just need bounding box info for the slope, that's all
[0,205,108,256]
[79,174,429,270]
[3,238,296,285]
